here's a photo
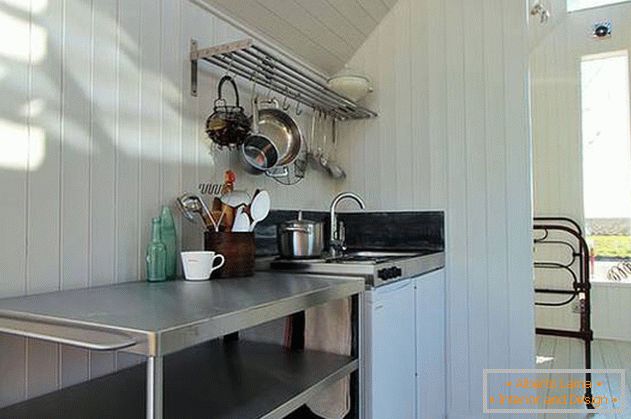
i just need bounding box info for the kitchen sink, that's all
[326,250,433,265]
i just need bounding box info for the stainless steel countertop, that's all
[256,251,445,288]
[0,273,364,357]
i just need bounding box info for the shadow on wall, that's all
[0,0,199,170]
[0,0,202,407]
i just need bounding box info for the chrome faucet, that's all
[329,192,366,258]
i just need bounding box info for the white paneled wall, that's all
[338,0,534,417]
[0,0,335,407]
[531,1,631,334]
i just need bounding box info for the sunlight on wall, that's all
[0,0,48,14]
[0,11,47,63]
[19,98,45,118]
[0,118,45,170]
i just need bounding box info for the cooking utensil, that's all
[212,197,222,212]
[176,194,217,231]
[307,111,321,171]
[248,190,270,232]
[241,96,279,174]
[324,118,346,179]
[277,211,324,259]
[232,211,251,232]
[205,75,250,148]
[266,135,307,185]
[221,190,250,207]
[256,99,303,167]
[318,113,330,170]
[220,204,235,231]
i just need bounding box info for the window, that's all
[568,0,631,12]
[581,51,631,278]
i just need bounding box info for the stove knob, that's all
[393,267,402,277]
[377,268,390,281]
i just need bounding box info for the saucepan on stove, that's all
[277,211,324,259]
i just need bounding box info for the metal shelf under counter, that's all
[0,339,358,419]
[0,273,365,418]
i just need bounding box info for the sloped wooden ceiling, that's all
[200,0,398,74]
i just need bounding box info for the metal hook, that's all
[282,89,291,111]
[249,72,258,98]
[224,54,234,77]
[265,84,276,101]
[295,98,303,115]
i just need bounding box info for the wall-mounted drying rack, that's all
[190,38,378,120]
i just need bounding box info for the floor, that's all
[535,336,631,418]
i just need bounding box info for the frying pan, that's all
[256,98,303,167]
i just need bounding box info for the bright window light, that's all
[581,50,631,276]
[568,0,631,12]
[0,118,45,170]
[0,11,47,63]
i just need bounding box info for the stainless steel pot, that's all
[277,211,324,259]
[241,96,279,174]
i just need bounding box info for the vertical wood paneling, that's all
[338,0,533,417]
[376,13,396,210]
[483,0,511,398]
[393,0,412,209]
[0,0,335,407]
[409,0,430,207]
[116,0,141,285]
[88,0,118,378]
[444,0,471,412]
[426,0,447,209]
[463,1,488,412]
[139,0,162,276]
[503,0,535,371]
[0,0,30,405]
[25,0,63,399]
[60,0,92,387]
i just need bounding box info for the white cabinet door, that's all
[415,269,446,419]
[366,279,416,419]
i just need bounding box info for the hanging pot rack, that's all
[190,38,378,120]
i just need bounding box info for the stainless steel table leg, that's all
[147,356,163,419]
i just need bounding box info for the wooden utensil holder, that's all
[204,231,255,278]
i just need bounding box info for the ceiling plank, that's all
[254,0,356,60]
[292,0,366,50]
[325,0,379,36]
[356,0,389,23]
[209,0,344,72]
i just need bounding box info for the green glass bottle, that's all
[159,206,177,280]
[146,218,167,282]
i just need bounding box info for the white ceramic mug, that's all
[181,251,225,281]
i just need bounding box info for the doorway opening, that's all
[531,1,631,414]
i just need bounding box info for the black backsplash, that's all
[254,210,444,256]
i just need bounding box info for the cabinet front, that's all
[366,279,416,419]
